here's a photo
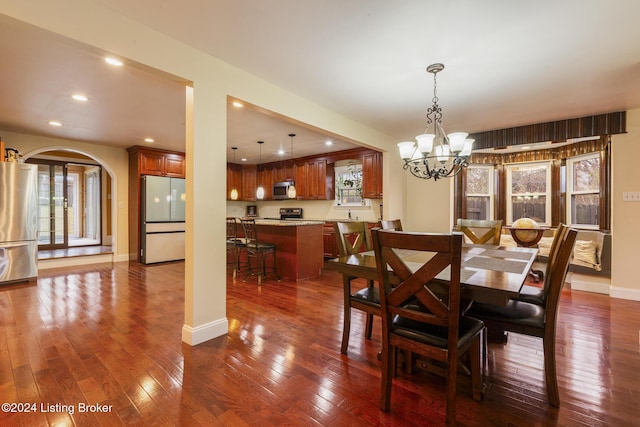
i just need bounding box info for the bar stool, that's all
[226,217,246,279]
[240,218,279,285]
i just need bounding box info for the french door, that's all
[33,160,102,249]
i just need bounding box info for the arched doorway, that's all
[23,148,115,254]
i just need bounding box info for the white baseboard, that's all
[182,318,228,345]
[38,253,113,270]
[568,272,610,295]
[610,286,640,301]
[114,253,130,263]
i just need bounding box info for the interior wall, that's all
[2,0,400,345]
[611,107,640,300]
[403,176,454,233]
[2,130,129,261]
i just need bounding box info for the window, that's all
[335,161,364,206]
[506,161,551,225]
[465,165,494,220]
[567,153,600,227]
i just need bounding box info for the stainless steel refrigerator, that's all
[0,162,38,284]
[140,175,186,264]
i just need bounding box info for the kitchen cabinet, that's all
[362,151,382,199]
[258,166,274,200]
[133,146,185,177]
[256,222,324,280]
[274,163,294,184]
[226,163,243,200]
[241,165,257,201]
[127,145,186,262]
[296,159,331,200]
[323,222,339,258]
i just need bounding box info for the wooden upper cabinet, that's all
[132,147,186,178]
[283,163,297,183]
[362,151,382,199]
[227,163,243,200]
[241,165,257,201]
[164,154,186,177]
[258,167,274,200]
[295,162,308,199]
[296,159,330,200]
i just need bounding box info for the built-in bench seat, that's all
[500,228,612,294]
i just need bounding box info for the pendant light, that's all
[230,147,239,200]
[256,141,265,200]
[287,133,297,199]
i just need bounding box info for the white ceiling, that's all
[2,1,640,163]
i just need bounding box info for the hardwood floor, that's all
[1,261,639,426]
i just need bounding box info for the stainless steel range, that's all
[279,207,303,219]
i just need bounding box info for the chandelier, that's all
[397,63,473,180]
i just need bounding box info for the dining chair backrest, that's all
[334,221,372,256]
[371,229,482,425]
[540,224,566,297]
[379,219,403,231]
[542,225,576,320]
[456,219,503,245]
[372,229,464,344]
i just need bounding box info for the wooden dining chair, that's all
[371,229,484,426]
[334,221,380,354]
[379,219,403,231]
[455,219,503,245]
[516,225,565,305]
[465,225,577,407]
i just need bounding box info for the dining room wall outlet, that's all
[622,192,640,202]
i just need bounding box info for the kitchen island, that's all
[253,219,325,281]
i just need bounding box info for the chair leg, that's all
[365,313,373,339]
[380,344,393,411]
[445,352,458,427]
[341,276,352,354]
[470,337,483,401]
[543,333,560,406]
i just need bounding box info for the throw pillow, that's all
[537,236,554,257]
[573,240,600,270]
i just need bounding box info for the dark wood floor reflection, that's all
[1,261,638,426]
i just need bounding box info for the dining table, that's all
[326,243,538,306]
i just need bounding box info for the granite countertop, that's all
[254,219,325,226]
[309,218,380,223]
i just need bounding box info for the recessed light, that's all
[278,149,285,155]
[105,57,123,67]
[241,157,247,162]
[144,138,155,143]
[520,146,531,150]
[48,121,62,127]
[71,94,88,102]
[325,140,333,146]
[232,101,244,108]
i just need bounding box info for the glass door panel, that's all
[37,164,67,248]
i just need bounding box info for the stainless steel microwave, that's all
[273,181,295,199]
